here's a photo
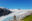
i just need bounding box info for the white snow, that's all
[0,9,32,21]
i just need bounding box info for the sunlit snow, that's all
[0,9,32,21]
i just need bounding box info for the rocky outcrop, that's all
[0,8,12,17]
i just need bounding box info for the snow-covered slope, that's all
[0,9,32,21]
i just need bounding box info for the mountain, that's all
[0,8,32,21]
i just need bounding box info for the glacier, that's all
[0,9,32,21]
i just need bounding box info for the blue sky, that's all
[0,0,32,9]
